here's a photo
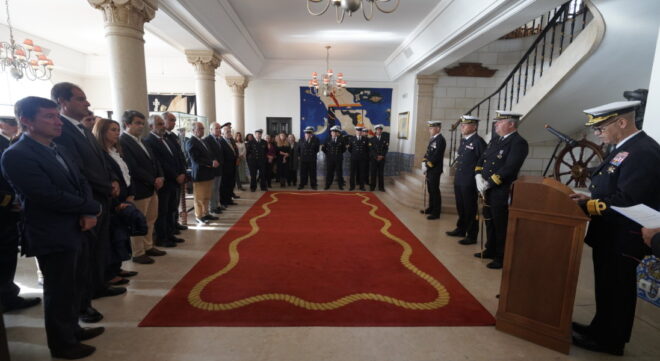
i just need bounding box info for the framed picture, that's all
[397,111,410,139]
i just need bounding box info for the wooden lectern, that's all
[495,176,589,354]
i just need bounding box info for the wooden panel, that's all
[506,218,573,326]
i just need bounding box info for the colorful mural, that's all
[300,87,392,142]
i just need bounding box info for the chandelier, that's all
[0,0,54,80]
[307,0,400,23]
[309,46,346,97]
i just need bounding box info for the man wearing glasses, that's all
[569,101,660,356]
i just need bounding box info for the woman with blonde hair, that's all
[275,132,290,187]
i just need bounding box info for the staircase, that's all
[389,0,595,212]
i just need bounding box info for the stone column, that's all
[186,50,221,124]
[414,75,439,166]
[225,76,249,134]
[89,0,157,119]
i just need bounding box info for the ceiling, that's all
[1,0,438,63]
[226,0,438,61]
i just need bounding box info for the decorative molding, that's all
[88,0,157,32]
[444,62,497,77]
[225,76,249,96]
[185,50,221,76]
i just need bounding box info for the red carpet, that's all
[140,192,494,327]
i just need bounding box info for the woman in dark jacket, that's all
[287,134,298,186]
[275,132,290,187]
[265,134,276,188]
[93,118,138,285]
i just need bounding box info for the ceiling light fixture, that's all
[309,46,346,97]
[0,0,54,80]
[307,0,400,23]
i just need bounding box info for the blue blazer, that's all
[1,135,100,257]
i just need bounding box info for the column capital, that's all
[417,75,439,97]
[226,76,249,96]
[88,0,157,33]
[185,50,221,78]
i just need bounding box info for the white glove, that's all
[421,162,428,174]
[475,174,487,194]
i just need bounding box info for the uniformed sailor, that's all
[369,124,389,192]
[322,125,346,190]
[297,126,320,190]
[569,101,660,356]
[347,126,369,191]
[421,121,446,220]
[474,111,528,269]
[246,129,268,191]
[446,115,487,244]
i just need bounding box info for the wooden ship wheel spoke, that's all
[552,138,604,188]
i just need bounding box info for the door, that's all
[266,117,292,137]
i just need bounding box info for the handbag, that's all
[637,255,660,307]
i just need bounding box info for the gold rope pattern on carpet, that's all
[187,192,450,311]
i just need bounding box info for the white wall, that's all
[644,24,660,143]
[391,72,417,155]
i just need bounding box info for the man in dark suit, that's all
[143,114,185,248]
[1,116,41,312]
[322,126,346,190]
[474,111,528,269]
[446,115,487,245]
[2,96,104,359]
[569,101,660,356]
[204,122,224,214]
[422,121,446,220]
[119,110,166,264]
[186,122,219,224]
[51,82,123,323]
[348,127,369,191]
[297,126,320,190]
[163,112,188,232]
[369,124,389,192]
[218,125,238,207]
[246,129,269,192]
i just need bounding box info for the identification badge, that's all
[466,143,474,150]
[610,151,629,166]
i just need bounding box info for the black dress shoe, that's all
[212,207,223,214]
[232,194,241,199]
[109,278,129,286]
[50,343,96,360]
[132,255,155,264]
[196,217,209,225]
[349,187,355,191]
[156,240,177,248]
[359,187,366,191]
[311,186,318,190]
[3,296,41,312]
[170,236,185,243]
[446,228,464,237]
[92,286,126,299]
[427,215,440,220]
[379,188,385,192]
[339,186,344,190]
[79,307,103,323]
[250,188,256,192]
[572,333,624,356]
[458,238,477,245]
[370,187,376,191]
[78,327,105,341]
[204,214,219,221]
[298,185,304,190]
[173,228,181,235]
[486,260,503,269]
[474,251,495,259]
[175,223,188,231]
[145,248,166,256]
[226,201,238,206]
[572,321,591,336]
[118,269,138,277]
[324,185,330,190]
